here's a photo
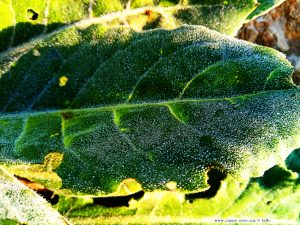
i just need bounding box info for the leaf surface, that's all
[56,162,300,224]
[0,25,299,195]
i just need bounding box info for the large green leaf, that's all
[0,25,299,195]
[0,167,68,225]
[0,0,259,53]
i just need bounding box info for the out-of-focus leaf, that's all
[246,0,287,20]
[0,0,258,53]
[0,167,68,225]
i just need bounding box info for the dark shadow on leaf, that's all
[255,165,293,189]
[0,22,66,53]
[93,190,145,207]
[248,149,300,189]
[0,34,77,112]
[185,168,227,201]
[14,175,59,205]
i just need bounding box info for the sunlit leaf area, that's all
[0,0,299,224]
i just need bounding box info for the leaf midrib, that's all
[0,89,297,119]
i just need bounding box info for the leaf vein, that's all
[127,42,216,102]
[8,0,16,48]
[42,0,51,34]
[112,110,139,153]
[73,33,163,101]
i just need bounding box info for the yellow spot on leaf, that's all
[166,181,177,191]
[33,49,40,56]
[44,152,64,171]
[120,128,128,132]
[129,199,138,208]
[59,76,68,87]
[50,133,59,138]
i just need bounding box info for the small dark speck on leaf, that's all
[186,167,227,200]
[200,135,214,147]
[61,112,74,120]
[214,109,225,117]
[290,93,297,98]
[144,9,153,16]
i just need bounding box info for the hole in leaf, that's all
[93,190,144,207]
[15,175,59,205]
[27,9,39,20]
[185,167,227,200]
